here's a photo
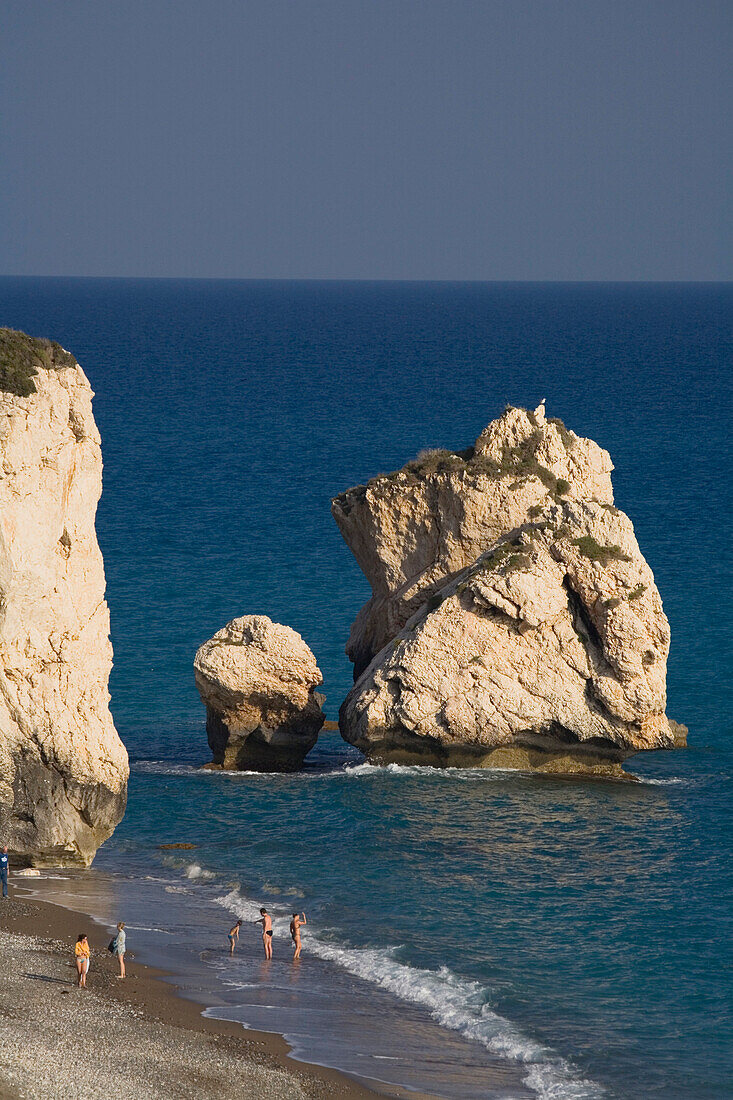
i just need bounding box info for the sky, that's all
[1,1,730,280]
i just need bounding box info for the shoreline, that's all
[6,860,533,1100]
[0,890,390,1100]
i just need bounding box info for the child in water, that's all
[228,920,242,955]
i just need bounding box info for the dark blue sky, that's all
[2,1,730,279]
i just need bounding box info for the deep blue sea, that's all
[1,279,731,1099]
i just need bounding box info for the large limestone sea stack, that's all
[194,615,325,771]
[335,405,678,777]
[0,330,128,865]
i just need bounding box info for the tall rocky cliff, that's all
[334,405,677,777]
[0,329,128,865]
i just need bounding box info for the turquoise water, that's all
[1,279,731,1098]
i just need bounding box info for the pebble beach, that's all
[0,894,376,1100]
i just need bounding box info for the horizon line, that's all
[0,275,730,286]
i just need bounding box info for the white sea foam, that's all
[307,942,604,1099]
[135,758,690,797]
[134,761,284,778]
[213,885,605,1100]
[133,759,519,783]
[633,776,688,787]
[127,924,176,934]
[133,762,214,776]
[335,761,516,782]
[184,863,215,881]
[215,887,263,923]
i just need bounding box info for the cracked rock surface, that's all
[336,406,675,775]
[333,404,614,678]
[194,615,325,771]
[0,329,128,864]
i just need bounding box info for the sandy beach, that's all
[0,892,380,1100]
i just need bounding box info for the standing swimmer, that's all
[228,920,242,955]
[290,912,307,960]
[255,908,273,958]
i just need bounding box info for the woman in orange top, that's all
[75,933,90,987]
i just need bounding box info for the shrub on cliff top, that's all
[0,328,76,397]
[337,409,579,500]
[405,449,465,477]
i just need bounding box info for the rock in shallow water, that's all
[194,616,325,771]
[335,406,675,777]
[0,329,129,865]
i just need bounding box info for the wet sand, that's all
[0,892,383,1100]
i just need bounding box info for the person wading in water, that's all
[255,908,273,958]
[228,920,242,955]
[290,912,307,960]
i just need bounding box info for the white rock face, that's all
[0,330,128,865]
[332,405,614,677]
[336,407,676,776]
[194,616,325,771]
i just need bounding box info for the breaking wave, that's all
[215,885,605,1100]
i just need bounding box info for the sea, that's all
[1,278,731,1100]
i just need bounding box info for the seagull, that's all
[534,398,546,419]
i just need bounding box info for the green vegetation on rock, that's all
[0,328,76,397]
[404,449,466,477]
[336,408,579,503]
[475,537,534,576]
[571,535,631,565]
[547,416,575,450]
[503,551,533,573]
